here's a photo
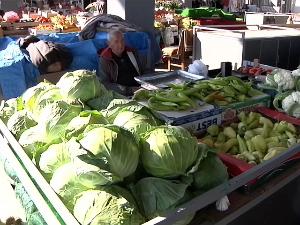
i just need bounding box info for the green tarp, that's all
[175,7,243,21]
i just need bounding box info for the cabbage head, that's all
[39,142,70,182]
[76,125,139,185]
[31,86,62,121]
[131,177,192,224]
[0,98,22,125]
[140,126,198,178]
[192,144,228,194]
[19,125,46,159]
[73,186,144,225]
[64,110,108,140]
[37,101,82,142]
[50,162,90,211]
[86,90,125,111]
[22,81,54,112]
[113,106,160,137]
[56,70,105,102]
[7,110,37,140]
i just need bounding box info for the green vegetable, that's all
[237,134,247,153]
[56,70,105,102]
[259,117,273,129]
[178,92,196,109]
[261,123,269,139]
[202,138,214,147]
[207,124,220,137]
[285,130,295,139]
[246,140,255,153]
[223,127,236,138]
[251,135,267,154]
[230,123,239,130]
[237,111,246,122]
[236,154,246,161]
[268,147,286,152]
[288,138,297,147]
[252,128,263,135]
[214,100,229,106]
[287,123,296,133]
[248,160,257,166]
[267,142,283,149]
[217,132,226,143]
[266,136,279,143]
[252,151,264,161]
[228,146,239,155]
[241,151,256,162]
[269,130,281,137]
[214,138,238,153]
[132,89,151,100]
[238,122,247,135]
[140,126,198,178]
[247,120,259,129]
[74,187,144,225]
[244,130,255,140]
[277,121,288,133]
[236,94,246,102]
[273,123,278,131]
[148,97,175,111]
[242,112,256,125]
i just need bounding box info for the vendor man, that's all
[98,30,150,96]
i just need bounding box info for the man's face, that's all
[107,34,125,57]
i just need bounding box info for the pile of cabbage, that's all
[0,70,228,225]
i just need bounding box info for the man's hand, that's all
[132,86,141,93]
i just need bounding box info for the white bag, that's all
[164,27,174,46]
[188,60,208,78]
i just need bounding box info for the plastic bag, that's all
[188,60,208,77]
[3,11,19,22]
[164,27,174,46]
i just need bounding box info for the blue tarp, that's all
[0,31,149,99]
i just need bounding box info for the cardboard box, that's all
[139,100,222,133]
[220,94,271,122]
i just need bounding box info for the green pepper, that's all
[247,120,259,129]
[237,111,246,122]
[252,128,263,135]
[177,92,196,109]
[214,138,238,153]
[244,130,255,140]
[236,94,246,102]
[207,124,219,137]
[248,87,264,96]
[159,101,179,107]
[251,135,267,154]
[277,121,288,133]
[265,137,279,143]
[230,82,247,94]
[191,92,205,101]
[194,83,209,90]
[287,123,297,133]
[230,123,239,130]
[285,130,295,139]
[201,138,214,147]
[223,86,235,97]
[263,149,284,161]
[261,123,269,139]
[248,160,257,166]
[208,84,224,91]
[217,132,226,143]
[168,87,198,96]
[238,122,247,134]
[259,117,274,129]
[148,97,174,111]
[267,142,283,149]
[224,127,237,138]
[228,146,239,155]
[242,112,256,125]
[155,92,185,103]
[237,134,247,153]
[224,97,234,103]
[178,102,191,107]
[241,151,256,161]
[269,130,281,137]
[163,82,187,89]
[252,151,264,161]
[288,138,297,147]
[236,154,247,161]
[273,123,278,131]
[201,79,228,86]
[204,91,226,103]
[246,140,255,153]
[214,100,229,106]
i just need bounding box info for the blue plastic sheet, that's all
[0,31,149,99]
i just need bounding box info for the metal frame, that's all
[0,119,80,225]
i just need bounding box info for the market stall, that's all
[1,62,300,225]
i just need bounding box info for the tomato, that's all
[266,69,273,73]
[248,69,257,75]
[255,71,261,75]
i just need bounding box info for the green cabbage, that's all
[192,144,228,194]
[140,126,198,178]
[37,101,82,142]
[39,142,70,182]
[131,177,190,222]
[56,70,106,102]
[73,186,144,225]
[76,125,140,186]
[7,110,37,140]
[50,162,90,211]
[64,110,108,140]
[0,98,22,125]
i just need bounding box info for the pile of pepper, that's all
[133,76,264,111]
[201,112,299,165]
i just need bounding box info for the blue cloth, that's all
[0,31,149,99]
